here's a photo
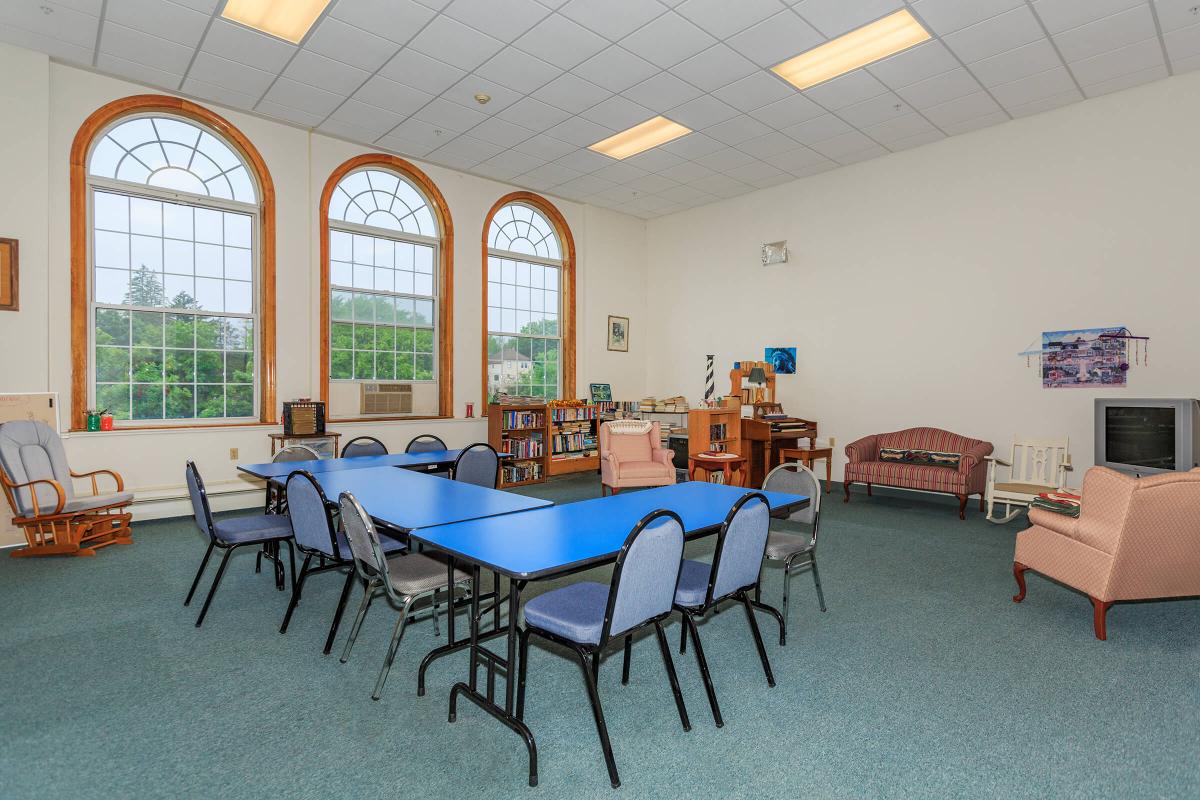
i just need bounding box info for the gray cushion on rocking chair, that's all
[0,420,78,516]
[38,491,134,516]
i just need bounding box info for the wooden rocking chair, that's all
[0,420,134,557]
[985,435,1071,524]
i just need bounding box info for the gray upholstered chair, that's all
[183,460,294,627]
[0,420,134,557]
[517,510,691,789]
[341,436,387,458]
[758,463,826,645]
[279,471,406,653]
[451,443,499,488]
[674,492,779,728]
[338,490,471,701]
[405,434,447,453]
[272,444,320,462]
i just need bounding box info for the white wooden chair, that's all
[985,436,1071,524]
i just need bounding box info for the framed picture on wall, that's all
[607,315,629,352]
[589,383,612,403]
[0,238,17,312]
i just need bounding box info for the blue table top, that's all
[237,449,482,480]
[410,482,809,580]
[305,466,551,533]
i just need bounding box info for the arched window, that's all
[483,193,575,403]
[70,95,276,428]
[320,155,453,419]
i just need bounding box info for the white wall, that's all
[645,69,1200,483]
[0,43,650,530]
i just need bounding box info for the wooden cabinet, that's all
[687,406,743,457]
[488,403,548,487]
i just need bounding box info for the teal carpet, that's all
[1,477,1197,799]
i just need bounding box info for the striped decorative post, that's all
[704,354,715,402]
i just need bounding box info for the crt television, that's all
[1095,398,1200,476]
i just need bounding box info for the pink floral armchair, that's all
[599,421,676,496]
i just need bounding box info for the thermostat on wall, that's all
[761,241,788,266]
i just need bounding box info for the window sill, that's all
[326,415,481,425]
[67,421,278,437]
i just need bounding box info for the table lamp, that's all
[748,365,768,404]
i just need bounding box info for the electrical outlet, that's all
[229,448,238,460]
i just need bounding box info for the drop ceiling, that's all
[1,0,1197,219]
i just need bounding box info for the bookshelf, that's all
[548,404,600,476]
[488,402,548,487]
[687,406,743,458]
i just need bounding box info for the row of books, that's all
[502,462,543,483]
[709,423,728,441]
[502,410,544,431]
[551,432,597,454]
[503,437,544,459]
[638,395,689,412]
[596,401,640,417]
[550,406,598,421]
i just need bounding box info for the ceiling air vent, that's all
[360,382,412,415]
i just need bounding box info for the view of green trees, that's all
[94,264,254,420]
[329,288,435,381]
[487,318,560,400]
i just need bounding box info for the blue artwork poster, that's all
[1041,327,1127,388]
[764,347,797,375]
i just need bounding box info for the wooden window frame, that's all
[319,154,454,422]
[70,94,277,431]
[481,191,576,409]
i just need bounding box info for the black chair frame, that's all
[183,460,296,628]
[405,434,448,453]
[452,442,507,627]
[515,509,691,789]
[450,442,501,486]
[674,491,782,728]
[341,435,388,458]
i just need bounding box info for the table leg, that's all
[825,456,832,494]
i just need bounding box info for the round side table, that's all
[688,453,748,487]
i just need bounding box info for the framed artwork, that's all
[764,347,796,374]
[0,238,17,312]
[589,383,612,402]
[1041,327,1127,388]
[607,315,629,352]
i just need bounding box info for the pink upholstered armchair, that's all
[1014,466,1200,640]
[599,421,676,496]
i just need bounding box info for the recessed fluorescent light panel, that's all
[221,0,331,44]
[589,117,692,160]
[772,9,931,91]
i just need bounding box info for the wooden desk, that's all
[741,417,817,487]
[779,446,833,494]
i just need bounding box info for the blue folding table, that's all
[409,481,810,787]
[237,448,500,482]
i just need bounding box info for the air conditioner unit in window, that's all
[360,382,413,415]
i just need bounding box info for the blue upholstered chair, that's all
[279,470,407,654]
[758,463,826,645]
[674,492,780,727]
[341,436,387,458]
[337,491,472,700]
[405,434,447,454]
[516,510,691,789]
[451,443,500,488]
[183,460,295,627]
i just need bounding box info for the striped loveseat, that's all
[843,427,993,519]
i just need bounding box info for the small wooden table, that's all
[779,445,833,493]
[688,453,747,487]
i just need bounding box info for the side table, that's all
[779,445,833,493]
[688,453,747,487]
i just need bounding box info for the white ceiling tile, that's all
[746,170,795,189]
[476,48,561,94]
[658,160,717,182]
[379,49,466,95]
[443,75,524,113]
[590,162,650,184]
[808,130,879,159]
[95,53,182,92]
[894,68,982,109]
[304,17,399,72]
[330,0,436,44]
[0,25,92,65]
[555,173,619,197]
[989,66,1078,107]
[667,95,740,129]
[285,50,370,96]
[1165,20,1200,59]
[660,131,725,157]
[1032,0,1145,34]
[476,149,548,180]
[409,15,505,72]
[837,91,912,128]
[690,173,754,197]
[669,43,758,92]
[675,0,786,38]
[428,133,505,166]
[580,95,654,129]
[623,72,703,111]
[1154,0,1200,32]
[468,116,537,147]
[515,14,609,70]
[560,0,669,40]
[554,148,614,173]
[969,39,1064,86]
[747,93,825,127]
[738,130,805,158]
[622,147,686,171]
[256,100,327,128]
[940,109,1009,135]
[377,135,437,159]
[414,0,455,8]
[262,77,345,117]
[909,0,1025,36]
[189,52,276,97]
[414,97,490,133]
[711,72,794,111]
[794,0,904,38]
[0,1,97,48]
[1171,51,1200,73]
[471,159,530,181]
[386,117,456,148]
[868,40,960,89]
[703,115,774,145]
[727,9,824,68]
[443,0,551,42]
[317,116,388,145]
[571,46,660,92]
[1081,62,1169,95]
[1068,36,1164,84]
[887,128,946,150]
[781,113,853,144]
[1053,5,1158,62]
[834,144,889,165]
[201,19,295,73]
[721,159,784,183]
[658,181,714,202]
[519,161,584,188]
[1007,88,1083,117]
[106,0,209,47]
[353,75,434,116]
[922,90,1005,128]
[170,0,220,10]
[181,76,260,110]
[619,11,717,69]
[803,70,888,109]
[498,97,572,130]
[100,22,194,75]
[545,116,616,147]
[324,99,406,140]
[532,72,613,114]
[943,6,1046,63]
[625,172,680,193]
[862,112,938,142]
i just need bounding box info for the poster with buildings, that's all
[1041,327,1127,388]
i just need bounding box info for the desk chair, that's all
[758,463,826,645]
[674,492,779,727]
[273,445,320,462]
[184,461,294,627]
[406,434,450,477]
[279,471,407,653]
[517,510,691,788]
[338,491,471,700]
[451,443,500,488]
[341,436,387,458]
